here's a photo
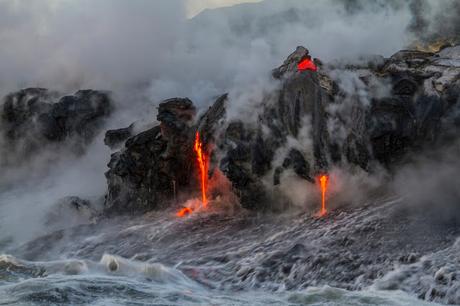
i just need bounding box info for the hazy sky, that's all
[186,0,262,17]
[0,0,415,99]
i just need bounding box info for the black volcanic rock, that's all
[1,88,112,163]
[104,124,134,149]
[272,46,310,79]
[105,98,195,214]
[196,93,227,144]
[225,45,458,210]
[2,88,56,143]
[282,149,313,182]
[218,50,330,210]
[104,94,230,215]
[277,70,330,171]
[344,45,460,169]
[103,45,460,213]
[219,123,271,210]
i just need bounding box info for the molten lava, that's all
[298,58,318,72]
[175,132,209,218]
[194,131,208,207]
[176,207,192,217]
[319,174,329,217]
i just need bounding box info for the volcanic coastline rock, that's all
[223,45,458,210]
[102,47,334,213]
[104,45,460,213]
[105,98,194,214]
[0,88,112,164]
[344,45,460,169]
[218,48,331,210]
[104,95,230,215]
[104,124,134,150]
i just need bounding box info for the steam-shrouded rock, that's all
[104,45,332,213]
[104,124,134,150]
[104,94,229,215]
[105,98,195,214]
[104,44,460,214]
[0,88,113,166]
[339,44,460,169]
[218,47,330,210]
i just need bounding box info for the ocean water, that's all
[1,194,454,306]
[0,254,440,306]
[0,163,456,306]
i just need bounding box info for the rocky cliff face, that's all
[336,46,460,170]
[2,45,458,215]
[105,98,191,214]
[104,93,229,214]
[101,45,459,214]
[218,47,330,210]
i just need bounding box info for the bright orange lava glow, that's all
[176,207,192,217]
[319,175,329,217]
[194,131,208,207]
[176,132,209,218]
[298,58,318,72]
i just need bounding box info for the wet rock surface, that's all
[217,67,330,209]
[104,96,229,215]
[2,46,457,214]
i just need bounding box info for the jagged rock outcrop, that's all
[105,98,195,214]
[218,47,330,210]
[104,93,229,215]
[104,45,460,213]
[104,124,134,150]
[0,88,112,164]
[339,45,460,169]
[105,47,330,213]
[274,149,313,186]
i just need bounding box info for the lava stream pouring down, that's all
[176,131,209,217]
[194,131,208,207]
[319,174,329,217]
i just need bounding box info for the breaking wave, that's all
[0,196,455,305]
[0,254,441,306]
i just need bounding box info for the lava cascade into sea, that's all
[177,131,209,217]
[318,174,329,217]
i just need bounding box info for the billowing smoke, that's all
[0,0,438,102]
[391,140,460,222]
[407,0,460,46]
[0,0,457,98]
[0,0,186,95]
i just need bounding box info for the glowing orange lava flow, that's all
[194,131,208,207]
[319,175,329,217]
[176,207,192,218]
[298,58,318,72]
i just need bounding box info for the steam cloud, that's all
[0,0,459,244]
[0,0,449,101]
